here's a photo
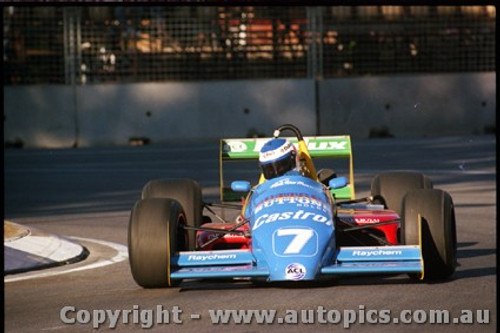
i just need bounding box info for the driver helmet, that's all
[259,138,297,179]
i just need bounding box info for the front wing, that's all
[169,245,423,281]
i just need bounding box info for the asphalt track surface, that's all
[4,135,496,332]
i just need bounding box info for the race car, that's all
[128,124,457,288]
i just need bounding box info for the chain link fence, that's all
[3,6,496,85]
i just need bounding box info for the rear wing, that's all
[220,136,355,201]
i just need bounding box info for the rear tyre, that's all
[402,189,457,281]
[371,172,433,217]
[128,198,187,288]
[142,179,202,250]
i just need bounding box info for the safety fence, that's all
[3,6,496,85]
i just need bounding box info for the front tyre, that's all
[402,189,457,281]
[371,172,433,217]
[141,179,202,250]
[128,198,187,288]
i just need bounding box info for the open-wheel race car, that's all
[128,124,457,288]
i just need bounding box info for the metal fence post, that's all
[63,7,80,147]
[307,7,324,135]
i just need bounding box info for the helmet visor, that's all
[261,154,296,179]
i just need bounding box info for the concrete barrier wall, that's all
[75,79,316,147]
[4,85,78,148]
[4,73,495,148]
[318,72,496,137]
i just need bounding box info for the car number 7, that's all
[276,228,315,254]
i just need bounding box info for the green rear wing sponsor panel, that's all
[222,136,352,159]
[220,136,355,201]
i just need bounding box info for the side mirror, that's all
[329,176,348,189]
[231,181,251,192]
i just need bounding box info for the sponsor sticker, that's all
[224,141,247,153]
[285,263,307,280]
[252,209,332,230]
[187,253,238,261]
[352,250,403,257]
[254,193,329,214]
[222,137,350,157]
[307,140,348,151]
[269,178,318,191]
[259,141,295,162]
[355,218,381,224]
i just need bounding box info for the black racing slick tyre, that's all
[371,172,433,217]
[141,179,202,250]
[128,198,187,288]
[402,189,457,281]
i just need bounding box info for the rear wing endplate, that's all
[220,136,355,201]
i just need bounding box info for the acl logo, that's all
[285,263,306,280]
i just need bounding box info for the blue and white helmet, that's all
[259,138,297,179]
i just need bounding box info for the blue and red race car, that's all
[128,124,457,288]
